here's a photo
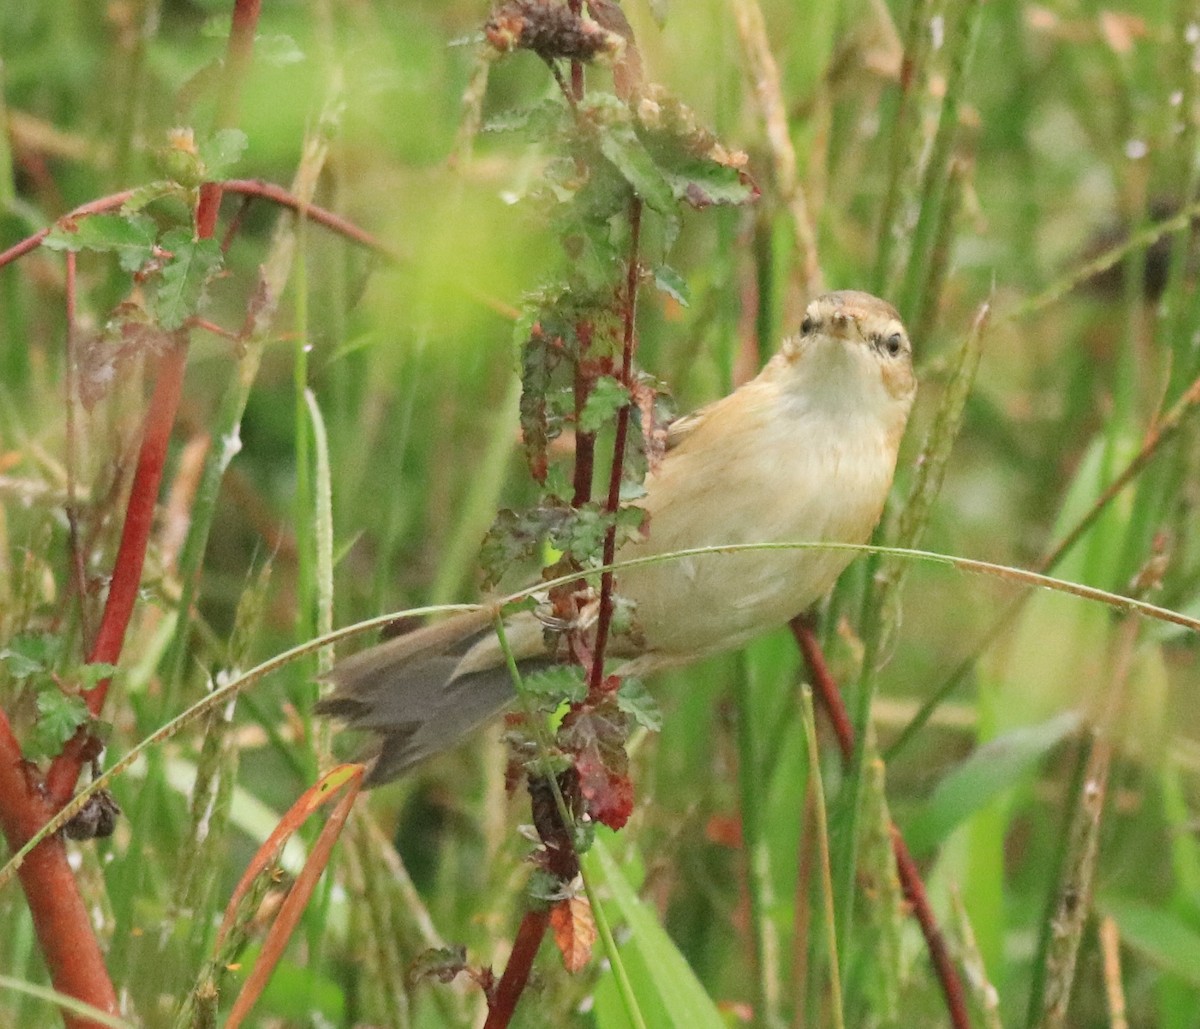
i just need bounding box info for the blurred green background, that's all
[2,0,1200,1026]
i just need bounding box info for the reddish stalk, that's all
[0,715,118,1029]
[45,337,189,805]
[0,4,269,1023]
[0,180,394,273]
[589,198,643,689]
[571,321,597,507]
[789,616,971,1029]
[483,909,551,1029]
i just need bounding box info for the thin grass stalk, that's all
[731,0,822,297]
[1029,615,1140,1029]
[306,390,335,680]
[860,757,903,1025]
[161,92,341,714]
[345,818,412,1029]
[0,977,134,1029]
[176,564,270,956]
[880,300,989,622]
[303,387,336,996]
[172,842,278,1029]
[835,301,988,965]
[736,669,781,1025]
[7,534,1199,894]
[896,0,985,325]
[800,688,844,1029]
[354,812,473,1026]
[1158,0,1200,404]
[873,0,937,295]
[1013,197,1200,319]
[580,862,649,1029]
[912,153,970,345]
[293,216,314,647]
[888,359,1200,762]
[1098,916,1129,1029]
[950,887,1002,1029]
[792,618,971,1029]
[791,778,816,1029]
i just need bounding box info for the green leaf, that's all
[658,157,756,208]
[480,503,571,588]
[199,128,248,179]
[28,689,90,760]
[653,264,689,306]
[0,633,63,679]
[902,711,1081,855]
[78,663,119,689]
[1097,897,1200,986]
[121,181,185,214]
[153,229,223,329]
[616,677,661,732]
[579,375,630,433]
[44,213,158,272]
[522,665,588,704]
[550,504,609,564]
[590,110,675,215]
[586,834,725,1029]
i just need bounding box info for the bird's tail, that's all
[316,608,551,785]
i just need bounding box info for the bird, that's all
[318,290,917,786]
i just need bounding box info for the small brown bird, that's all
[318,290,916,785]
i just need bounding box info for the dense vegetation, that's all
[2,1,1199,1027]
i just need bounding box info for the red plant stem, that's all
[571,321,596,508]
[46,337,189,806]
[789,616,971,1029]
[589,198,643,689]
[0,6,269,1025]
[195,182,224,240]
[0,180,395,272]
[215,0,262,130]
[483,908,551,1029]
[0,714,119,1028]
[568,0,584,99]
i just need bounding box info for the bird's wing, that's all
[664,403,713,450]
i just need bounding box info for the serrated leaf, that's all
[550,504,609,565]
[659,158,757,209]
[121,180,185,214]
[480,503,570,588]
[523,665,588,704]
[29,689,90,760]
[578,375,630,433]
[560,700,633,829]
[0,633,64,679]
[616,676,661,731]
[594,120,676,215]
[199,128,248,179]
[154,229,223,329]
[44,213,158,272]
[78,663,119,689]
[484,99,569,137]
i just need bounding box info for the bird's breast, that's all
[613,389,899,661]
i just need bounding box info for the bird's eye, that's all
[801,314,817,334]
[885,332,904,356]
